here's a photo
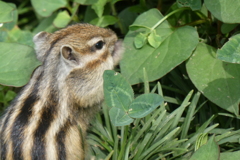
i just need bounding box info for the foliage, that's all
[0,85,16,113]
[121,8,199,84]
[189,136,219,160]
[103,70,164,126]
[0,42,40,87]
[217,34,240,63]
[186,43,240,115]
[90,78,240,159]
[0,0,240,159]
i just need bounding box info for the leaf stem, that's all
[69,3,80,22]
[112,126,119,159]
[151,7,189,30]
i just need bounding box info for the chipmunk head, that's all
[33,23,124,108]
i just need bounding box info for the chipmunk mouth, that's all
[112,40,124,66]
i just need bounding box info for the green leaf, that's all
[190,136,219,160]
[177,0,202,11]
[134,32,148,49]
[109,107,133,126]
[33,13,57,34]
[2,3,18,30]
[117,7,138,34]
[5,90,16,102]
[221,23,238,34]
[128,93,164,118]
[120,9,199,85]
[0,1,14,23]
[84,6,98,22]
[6,28,34,47]
[0,30,9,43]
[147,30,162,48]
[53,11,71,28]
[0,91,4,103]
[195,133,208,150]
[91,0,107,18]
[205,0,240,23]
[186,43,240,115]
[90,15,118,27]
[217,34,240,64]
[31,0,67,17]
[220,151,240,160]
[103,70,134,111]
[74,0,98,5]
[0,42,41,87]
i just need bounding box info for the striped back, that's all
[0,23,124,160]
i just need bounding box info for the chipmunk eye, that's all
[95,40,104,50]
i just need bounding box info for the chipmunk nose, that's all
[112,40,123,55]
[112,40,124,66]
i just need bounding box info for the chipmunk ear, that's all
[33,31,50,43]
[60,45,78,65]
[33,31,51,62]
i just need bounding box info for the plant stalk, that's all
[151,7,189,30]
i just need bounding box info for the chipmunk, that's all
[0,23,124,160]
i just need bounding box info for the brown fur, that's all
[0,23,124,160]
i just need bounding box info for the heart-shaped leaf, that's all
[109,107,133,126]
[53,11,71,28]
[0,42,41,87]
[31,0,67,17]
[104,71,164,126]
[0,1,14,23]
[120,9,199,85]
[6,28,34,47]
[103,70,134,111]
[205,0,240,23]
[186,43,240,115]
[129,93,164,118]
[217,34,240,64]
[108,93,163,126]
